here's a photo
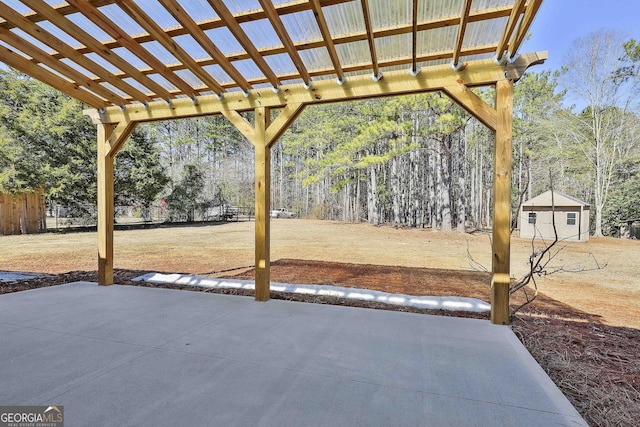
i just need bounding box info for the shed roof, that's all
[522,190,590,208]
[0,0,544,112]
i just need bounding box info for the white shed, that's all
[519,191,590,242]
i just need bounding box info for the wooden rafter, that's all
[0,1,150,104]
[4,0,351,30]
[13,5,519,100]
[0,25,125,106]
[495,0,526,61]
[509,0,545,58]
[0,44,105,108]
[360,0,380,79]
[155,0,249,95]
[207,0,281,90]
[411,0,418,74]
[65,0,197,99]
[21,0,172,102]
[115,0,226,97]
[257,0,311,87]
[452,0,473,68]
[309,0,345,83]
[45,5,515,63]
[0,0,521,96]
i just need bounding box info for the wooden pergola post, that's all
[223,104,305,301]
[254,107,271,301]
[97,123,115,286]
[96,121,137,286]
[491,80,514,324]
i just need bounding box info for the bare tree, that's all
[468,174,607,316]
[560,30,639,236]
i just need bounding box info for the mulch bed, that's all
[2,260,638,426]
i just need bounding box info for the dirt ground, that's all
[1,219,639,426]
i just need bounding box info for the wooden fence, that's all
[0,191,47,235]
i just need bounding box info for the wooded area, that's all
[0,30,638,237]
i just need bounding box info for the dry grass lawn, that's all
[2,219,639,328]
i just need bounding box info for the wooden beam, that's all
[97,123,115,286]
[66,0,198,100]
[0,1,147,104]
[106,43,499,91]
[88,53,547,125]
[257,0,312,87]
[443,84,497,131]
[309,0,345,82]
[0,44,105,108]
[39,5,516,96]
[49,5,515,67]
[495,0,526,61]
[20,0,170,102]
[0,25,126,106]
[156,0,245,95]
[410,0,418,74]
[491,80,514,325]
[115,0,226,95]
[207,0,281,90]
[509,0,545,58]
[452,0,473,68]
[0,0,352,31]
[70,3,512,55]
[361,0,380,78]
[253,107,271,301]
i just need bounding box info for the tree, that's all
[559,30,639,236]
[115,129,170,219]
[0,70,170,218]
[603,174,640,235]
[166,163,210,222]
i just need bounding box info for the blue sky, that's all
[522,0,640,72]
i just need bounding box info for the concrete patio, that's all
[0,282,586,426]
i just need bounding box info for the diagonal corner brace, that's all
[105,121,138,158]
[442,84,497,131]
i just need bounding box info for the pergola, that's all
[0,0,545,324]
